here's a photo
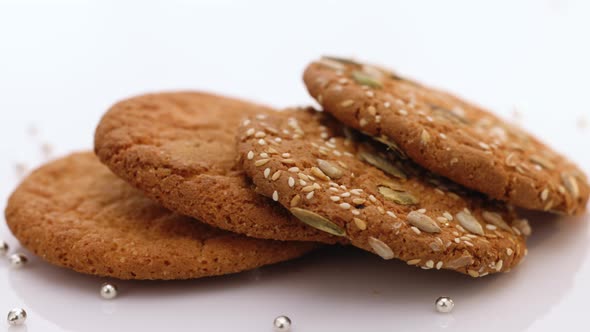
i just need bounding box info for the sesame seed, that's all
[436,217,448,223]
[247,151,254,160]
[256,114,267,120]
[436,261,443,270]
[350,189,363,195]
[254,131,266,138]
[386,211,397,219]
[340,192,351,197]
[281,153,291,158]
[288,177,295,187]
[306,191,315,200]
[340,185,347,190]
[298,173,310,181]
[443,212,453,221]
[496,260,503,271]
[330,196,340,202]
[288,167,300,172]
[506,248,514,256]
[486,224,497,230]
[302,185,315,192]
[255,159,270,166]
[299,180,307,186]
[267,147,278,154]
[454,238,460,243]
[398,109,408,116]
[464,241,474,247]
[353,218,367,230]
[359,118,368,127]
[384,101,391,108]
[243,119,251,126]
[260,152,269,158]
[333,150,342,157]
[479,142,490,150]
[425,260,434,268]
[339,203,351,210]
[351,209,360,216]
[368,195,377,203]
[329,182,338,187]
[263,168,271,178]
[407,259,421,265]
[274,137,282,143]
[439,133,447,140]
[340,100,354,107]
[411,226,421,235]
[365,91,374,97]
[352,198,366,205]
[417,208,426,214]
[329,187,339,192]
[258,139,266,145]
[343,151,354,157]
[540,188,550,201]
[272,191,279,201]
[246,128,255,136]
[367,106,376,116]
[468,270,480,278]
[281,159,296,165]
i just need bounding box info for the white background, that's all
[0,1,589,331]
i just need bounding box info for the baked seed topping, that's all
[407,211,441,233]
[456,211,484,235]
[378,185,419,205]
[290,207,346,236]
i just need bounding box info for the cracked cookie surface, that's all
[94,91,342,244]
[304,57,589,215]
[5,152,317,280]
[237,108,529,277]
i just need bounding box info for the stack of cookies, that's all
[5,57,589,280]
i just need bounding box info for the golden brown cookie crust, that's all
[303,57,589,215]
[94,91,342,244]
[237,108,529,277]
[5,152,317,280]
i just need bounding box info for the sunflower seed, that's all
[340,100,355,107]
[367,236,394,259]
[407,259,421,265]
[359,151,407,179]
[456,211,484,235]
[561,173,580,199]
[353,217,367,230]
[255,159,270,167]
[290,208,346,236]
[468,270,480,277]
[290,195,301,207]
[529,155,555,170]
[378,186,419,205]
[481,211,512,232]
[446,254,474,269]
[495,260,503,272]
[311,167,330,181]
[317,159,344,179]
[407,211,441,233]
[351,71,382,88]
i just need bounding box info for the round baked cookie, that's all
[4,152,317,280]
[303,57,589,215]
[94,91,341,244]
[237,108,529,277]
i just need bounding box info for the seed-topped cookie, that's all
[95,91,342,244]
[303,57,589,215]
[5,152,317,280]
[237,108,529,277]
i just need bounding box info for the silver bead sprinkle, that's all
[7,308,27,326]
[435,296,454,313]
[0,240,8,256]
[100,283,118,300]
[273,315,292,331]
[9,253,28,268]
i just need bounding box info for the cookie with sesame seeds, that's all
[237,108,529,277]
[94,91,342,244]
[303,57,589,215]
[5,152,317,280]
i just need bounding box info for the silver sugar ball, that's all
[273,315,291,331]
[9,253,28,268]
[435,296,454,313]
[100,283,118,300]
[0,240,8,256]
[7,308,27,326]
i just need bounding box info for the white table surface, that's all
[1,1,589,331]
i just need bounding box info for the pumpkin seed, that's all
[351,71,382,88]
[290,208,346,237]
[359,151,406,179]
[378,185,419,205]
